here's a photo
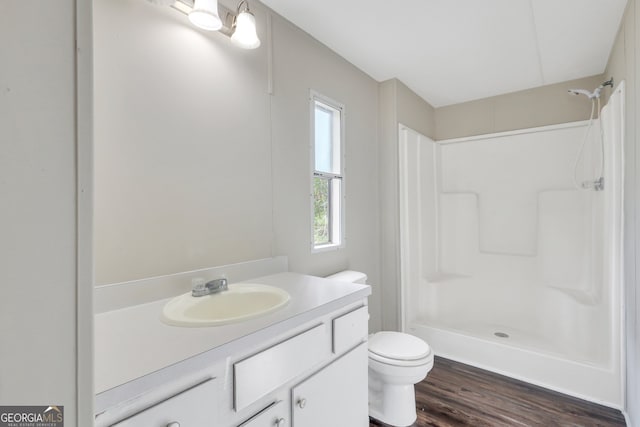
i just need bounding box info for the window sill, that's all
[312,243,344,253]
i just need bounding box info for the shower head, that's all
[568,79,613,100]
[568,88,598,99]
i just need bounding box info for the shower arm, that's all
[593,78,615,99]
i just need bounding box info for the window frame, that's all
[309,90,346,252]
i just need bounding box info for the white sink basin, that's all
[161,283,290,327]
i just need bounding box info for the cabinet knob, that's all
[297,398,307,409]
[275,418,286,427]
[166,423,180,427]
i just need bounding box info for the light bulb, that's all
[189,0,222,31]
[231,11,260,49]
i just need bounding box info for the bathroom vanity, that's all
[94,272,371,427]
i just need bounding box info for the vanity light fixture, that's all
[168,0,261,49]
[230,1,261,49]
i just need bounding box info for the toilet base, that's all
[369,378,418,427]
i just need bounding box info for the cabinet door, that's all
[111,379,217,426]
[291,343,368,427]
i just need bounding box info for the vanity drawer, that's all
[234,323,329,411]
[332,306,368,354]
[237,401,286,427]
[111,378,217,426]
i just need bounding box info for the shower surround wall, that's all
[399,86,624,406]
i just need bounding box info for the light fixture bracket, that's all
[236,0,250,14]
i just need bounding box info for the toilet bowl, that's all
[368,331,433,426]
[325,270,434,427]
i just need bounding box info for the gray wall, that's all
[605,0,639,424]
[0,1,85,424]
[269,14,382,331]
[94,0,273,285]
[93,0,383,331]
[435,74,606,140]
[379,79,435,331]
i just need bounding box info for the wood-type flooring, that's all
[369,357,626,427]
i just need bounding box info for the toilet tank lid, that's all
[325,270,368,284]
[368,331,431,361]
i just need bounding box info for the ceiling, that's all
[259,0,627,107]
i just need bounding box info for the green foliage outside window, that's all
[313,177,329,245]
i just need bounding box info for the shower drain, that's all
[494,332,510,338]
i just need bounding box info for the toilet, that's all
[325,271,434,427]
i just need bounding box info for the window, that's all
[311,92,344,251]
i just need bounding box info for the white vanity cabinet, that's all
[95,273,371,427]
[232,307,369,426]
[291,343,368,427]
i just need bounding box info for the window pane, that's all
[314,105,333,173]
[313,177,330,245]
[330,177,342,245]
[311,94,343,251]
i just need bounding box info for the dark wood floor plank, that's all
[370,356,625,427]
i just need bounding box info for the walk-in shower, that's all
[399,82,625,406]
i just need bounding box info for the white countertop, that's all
[94,272,370,397]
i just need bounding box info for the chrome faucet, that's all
[192,277,228,297]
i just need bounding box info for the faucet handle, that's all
[192,277,206,292]
[192,276,228,296]
[206,277,228,291]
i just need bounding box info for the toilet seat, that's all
[368,331,431,364]
[369,350,432,367]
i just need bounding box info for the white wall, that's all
[398,126,438,324]
[93,0,382,331]
[0,1,89,425]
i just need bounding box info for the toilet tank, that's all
[326,270,368,284]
